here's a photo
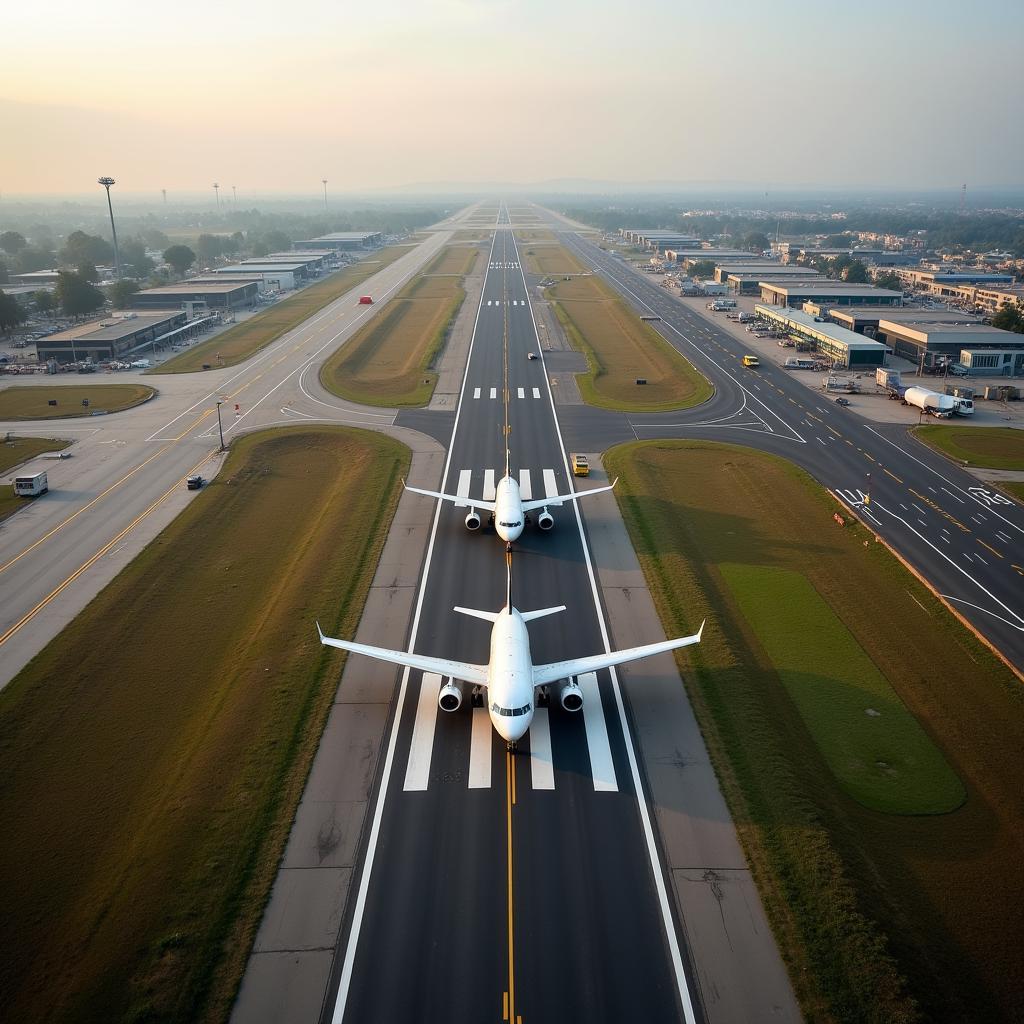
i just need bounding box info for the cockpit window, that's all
[490,702,533,717]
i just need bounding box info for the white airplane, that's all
[317,566,704,750]
[403,450,616,546]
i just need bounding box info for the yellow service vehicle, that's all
[571,453,590,477]
[742,354,760,368]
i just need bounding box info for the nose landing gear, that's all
[506,740,518,753]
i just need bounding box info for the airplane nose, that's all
[495,715,530,743]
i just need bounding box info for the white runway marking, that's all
[489,387,497,400]
[529,708,555,790]
[455,469,472,507]
[517,387,525,399]
[468,707,492,788]
[542,468,559,502]
[578,672,617,792]
[482,470,496,502]
[473,387,481,399]
[519,469,532,500]
[532,387,541,399]
[404,674,440,791]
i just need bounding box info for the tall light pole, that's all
[97,176,121,280]
[216,401,226,451]
[161,188,167,205]
[232,184,237,204]
[322,178,328,212]
[213,182,220,206]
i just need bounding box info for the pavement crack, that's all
[702,869,733,952]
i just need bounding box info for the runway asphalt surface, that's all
[322,217,699,1023]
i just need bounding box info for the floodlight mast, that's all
[97,176,121,280]
[322,178,328,211]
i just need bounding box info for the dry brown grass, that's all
[547,273,712,411]
[607,439,1024,1024]
[0,426,409,1024]
[0,384,154,419]
[320,246,476,407]
[521,243,584,277]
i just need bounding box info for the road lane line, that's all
[579,672,618,792]
[403,674,440,791]
[528,708,555,790]
[468,707,493,789]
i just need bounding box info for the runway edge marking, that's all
[327,228,500,1024]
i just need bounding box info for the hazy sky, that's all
[3,0,1022,195]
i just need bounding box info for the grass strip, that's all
[717,562,963,814]
[913,424,1024,470]
[0,426,410,1024]
[605,439,1024,1024]
[0,383,154,419]
[0,435,73,523]
[151,245,413,374]
[547,271,713,412]
[320,245,476,407]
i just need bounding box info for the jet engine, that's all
[558,678,584,712]
[464,510,481,531]
[438,679,464,712]
[537,509,554,531]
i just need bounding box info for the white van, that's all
[14,471,48,497]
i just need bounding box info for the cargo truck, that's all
[902,386,974,417]
[14,471,48,497]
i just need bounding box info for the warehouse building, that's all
[37,311,187,364]
[130,279,260,312]
[959,348,1024,377]
[872,321,1023,371]
[266,251,335,273]
[672,249,753,267]
[823,306,982,335]
[292,232,383,251]
[759,281,903,307]
[620,230,703,250]
[10,269,64,287]
[1,284,54,307]
[754,306,888,368]
[898,269,1015,293]
[723,267,821,292]
[212,262,310,289]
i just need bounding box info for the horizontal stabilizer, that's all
[521,478,618,513]
[531,619,706,688]
[521,605,567,623]
[454,606,500,623]
[316,622,489,686]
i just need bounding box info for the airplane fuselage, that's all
[492,475,526,543]
[485,607,535,741]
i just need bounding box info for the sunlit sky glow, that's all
[2,0,1022,195]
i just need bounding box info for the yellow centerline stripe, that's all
[978,539,1004,560]
[0,443,172,576]
[0,450,217,648]
[883,468,904,483]
[506,749,517,1024]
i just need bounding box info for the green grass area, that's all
[0,384,154,419]
[914,425,1024,470]
[320,246,475,407]
[515,229,556,242]
[151,245,413,374]
[0,426,410,1024]
[0,435,73,523]
[1001,480,1024,500]
[605,440,1024,1024]
[547,271,713,412]
[718,563,963,814]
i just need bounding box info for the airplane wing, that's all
[521,479,617,513]
[317,624,489,686]
[403,482,496,513]
[531,621,705,688]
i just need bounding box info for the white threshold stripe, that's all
[455,469,472,508]
[542,468,559,500]
[528,707,555,790]
[468,707,493,788]
[473,387,481,399]
[532,387,541,399]
[519,469,532,500]
[578,672,617,791]
[517,387,525,399]
[511,229,699,1024]
[482,469,496,502]
[403,674,441,791]
[490,387,497,399]
[329,227,500,1024]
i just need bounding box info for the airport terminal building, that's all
[754,305,888,368]
[38,311,188,364]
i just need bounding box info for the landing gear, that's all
[505,540,512,553]
[507,740,518,754]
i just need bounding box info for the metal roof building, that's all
[759,281,903,307]
[873,320,1023,370]
[37,311,187,364]
[754,305,888,368]
[131,279,260,311]
[292,232,383,250]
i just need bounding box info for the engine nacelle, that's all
[537,509,554,531]
[464,510,481,531]
[558,678,584,712]
[438,679,464,713]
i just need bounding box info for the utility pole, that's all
[97,176,121,280]
[216,400,226,451]
[322,178,328,212]
[232,184,237,204]
[213,182,220,206]
[161,188,167,205]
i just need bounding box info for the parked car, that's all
[186,475,204,490]
[527,352,537,360]
[834,397,851,407]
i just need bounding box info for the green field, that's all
[320,245,475,407]
[605,440,1024,1024]
[0,435,73,522]
[0,384,154,419]
[0,426,410,1024]
[914,425,1024,470]
[547,271,713,412]
[1003,480,1024,500]
[151,245,413,373]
